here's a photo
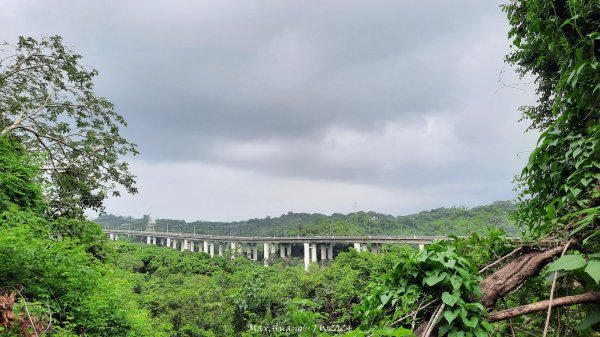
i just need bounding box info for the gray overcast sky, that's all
[2,0,538,221]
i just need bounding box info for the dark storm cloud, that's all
[2,1,538,219]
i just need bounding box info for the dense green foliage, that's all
[102,241,412,337]
[0,136,155,336]
[0,36,138,217]
[505,0,599,242]
[95,201,519,238]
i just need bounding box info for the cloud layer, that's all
[2,0,538,221]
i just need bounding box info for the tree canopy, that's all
[0,36,137,217]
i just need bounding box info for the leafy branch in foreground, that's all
[0,36,138,217]
[505,0,600,243]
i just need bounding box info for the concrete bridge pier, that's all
[320,245,326,262]
[166,237,171,247]
[246,244,252,259]
[171,239,177,249]
[252,244,258,261]
[418,244,425,251]
[203,241,209,253]
[286,244,292,257]
[147,236,152,244]
[303,242,310,271]
[218,242,223,256]
[328,243,333,260]
[230,242,236,258]
[209,242,215,257]
[263,242,270,266]
[279,244,286,259]
[310,243,317,263]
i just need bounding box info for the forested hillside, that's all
[95,200,519,237]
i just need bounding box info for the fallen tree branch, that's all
[488,292,600,322]
[423,304,445,337]
[479,243,567,308]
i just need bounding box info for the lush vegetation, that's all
[1,0,599,335]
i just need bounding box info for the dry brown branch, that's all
[479,244,566,308]
[488,292,600,322]
[423,303,445,337]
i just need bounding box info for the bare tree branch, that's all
[488,292,600,322]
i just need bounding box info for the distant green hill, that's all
[94,200,520,237]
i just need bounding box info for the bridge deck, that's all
[104,229,448,244]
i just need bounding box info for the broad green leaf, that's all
[442,291,460,306]
[424,272,445,286]
[450,275,462,290]
[546,255,586,272]
[443,309,460,324]
[438,324,452,336]
[584,260,600,284]
[448,330,465,337]
[372,327,413,336]
[578,310,600,330]
[380,293,392,306]
[461,314,479,328]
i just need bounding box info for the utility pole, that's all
[467,216,470,235]
[400,217,403,236]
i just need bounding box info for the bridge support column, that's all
[147,236,152,244]
[246,244,252,259]
[320,245,326,261]
[252,244,258,261]
[152,236,157,245]
[263,242,270,267]
[230,242,236,259]
[310,243,317,263]
[166,237,171,248]
[303,242,310,271]
[370,244,378,254]
[114,234,119,241]
[279,244,286,259]
[182,239,188,251]
[418,244,425,251]
[361,243,367,252]
[328,243,333,260]
[203,241,209,253]
[218,242,223,256]
[171,239,177,249]
[209,242,214,257]
[353,242,361,252]
[270,243,277,257]
[189,241,195,252]
[287,244,292,257]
